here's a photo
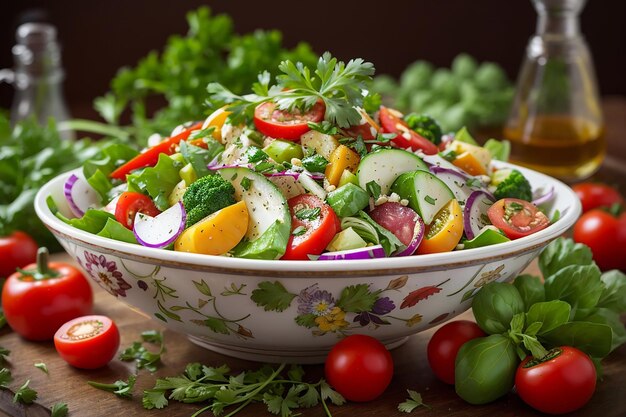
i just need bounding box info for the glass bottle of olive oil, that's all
[505,0,605,183]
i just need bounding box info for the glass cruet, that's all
[0,23,73,139]
[504,0,604,183]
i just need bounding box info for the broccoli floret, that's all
[182,175,236,227]
[492,169,532,201]
[404,113,443,145]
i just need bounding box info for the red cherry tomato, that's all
[427,320,486,384]
[2,248,93,341]
[0,231,38,278]
[325,334,394,402]
[378,106,438,155]
[114,191,160,230]
[515,346,596,414]
[572,182,623,213]
[487,198,550,240]
[369,202,419,246]
[573,208,626,271]
[54,315,120,369]
[253,101,325,140]
[344,108,380,141]
[281,194,341,260]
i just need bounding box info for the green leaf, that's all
[398,389,429,413]
[320,379,346,406]
[597,270,626,312]
[541,321,613,358]
[14,380,38,404]
[180,140,223,179]
[0,368,12,388]
[544,264,604,320]
[88,375,136,399]
[251,281,296,312]
[51,402,69,417]
[52,207,115,234]
[513,274,545,310]
[96,218,138,244]
[83,142,139,202]
[0,347,9,364]
[526,301,571,335]
[336,284,378,313]
[524,321,543,336]
[584,308,626,353]
[34,362,48,374]
[366,180,382,199]
[356,211,405,256]
[143,389,169,409]
[127,154,183,211]
[484,139,511,161]
[298,385,320,408]
[538,238,593,279]
[233,219,290,260]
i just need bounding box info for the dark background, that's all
[1,0,624,120]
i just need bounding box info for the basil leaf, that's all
[597,270,626,312]
[540,321,612,358]
[584,308,626,353]
[526,301,571,335]
[544,264,603,320]
[513,274,545,310]
[538,238,593,279]
[472,282,525,334]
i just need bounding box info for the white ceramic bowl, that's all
[35,162,580,363]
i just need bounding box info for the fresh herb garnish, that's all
[189,126,216,140]
[295,207,321,221]
[0,368,11,388]
[241,177,253,192]
[119,330,165,372]
[51,402,69,417]
[13,379,37,404]
[88,375,136,399]
[366,181,382,200]
[440,149,458,162]
[301,154,329,173]
[0,348,9,364]
[34,362,48,374]
[292,226,307,236]
[307,121,339,135]
[424,195,437,205]
[208,52,375,128]
[398,389,430,413]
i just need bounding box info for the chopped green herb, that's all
[366,180,382,199]
[189,126,216,140]
[118,330,165,372]
[241,176,253,191]
[34,362,48,374]
[424,195,437,205]
[440,149,458,162]
[292,226,307,236]
[88,375,136,399]
[51,402,69,417]
[295,207,321,221]
[465,177,483,188]
[398,389,430,413]
[0,368,11,388]
[307,121,339,135]
[13,380,37,404]
[0,348,9,364]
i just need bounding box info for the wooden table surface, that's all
[1,98,625,417]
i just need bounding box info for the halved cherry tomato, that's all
[54,315,120,369]
[369,202,419,246]
[253,101,325,140]
[325,334,394,402]
[0,231,38,278]
[281,194,340,260]
[487,198,549,240]
[572,182,623,213]
[378,106,438,155]
[515,346,596,414]
[110,121,203,180]
[427,320,486,384]
[2,248,93,341]
[114,192,160,230]
[417,199,463,254]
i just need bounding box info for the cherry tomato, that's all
[0,231,38,278]
[572,182,623,213]
[253,101,325,140]
[325,334,394,402]
[515,346,596,414]
[369,202,419,246]
[110,121,203,180]
[573,208,626,271]
[417,199,464,254]
[378,106,438,155]
[427,320,486,384]
[114,191,160,230]
[487,198,549,240]
[281,194,340,260]
[54,315,120,369]
[2,248,93,341]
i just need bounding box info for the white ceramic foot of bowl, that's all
[187,335,410,364]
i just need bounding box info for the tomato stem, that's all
[16,247,60,280]
[523,347,563,367]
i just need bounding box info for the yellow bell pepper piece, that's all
[452,152,488,176]
[202,106,231,143]
[174,201,248,255]
[325,145,360,187]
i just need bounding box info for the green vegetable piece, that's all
[538,237,593,279]
[526,300,571,335]
[96,218,138,244]
[491,169,532,201]
[541,321,613,358]
[597,270,626,312]
[180,139,223,179]
[463,227,510,249]
[483,139,511,161]
[338,169,359,187]
[301,154,328,173]
[355,211,404,256]
[83,143,140,202]
[454,127,479,146]
[179,163,197,187]
[182,174,236,227]
[544,264,603,320]
[326,183,370,218]
[472,282,525,334]
[584,308,626,353]
[127,154,183,211]
[455,334,519,405]
[404,113,443,145]
[264,140,304,164]
[326,227,367,252]
[233,220,290,260]
[513,274,545,309]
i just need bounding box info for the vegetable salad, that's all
[48,54,554,260]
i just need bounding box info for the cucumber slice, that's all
[391,170,455,225]
[218,167,291,259]
[356,149,427,195]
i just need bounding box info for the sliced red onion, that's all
[133,202,186,248]
[317,245,386,260]
[63,173,99,217]
[393,216,425,257]
[532,186,555,206]
[464,190,495,240]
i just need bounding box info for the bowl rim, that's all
[35,161,580,277]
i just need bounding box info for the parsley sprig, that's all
[119,330,165,372]
[208,52,375,128]
[143,362,345,417]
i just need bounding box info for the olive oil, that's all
[505,115,605,182]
